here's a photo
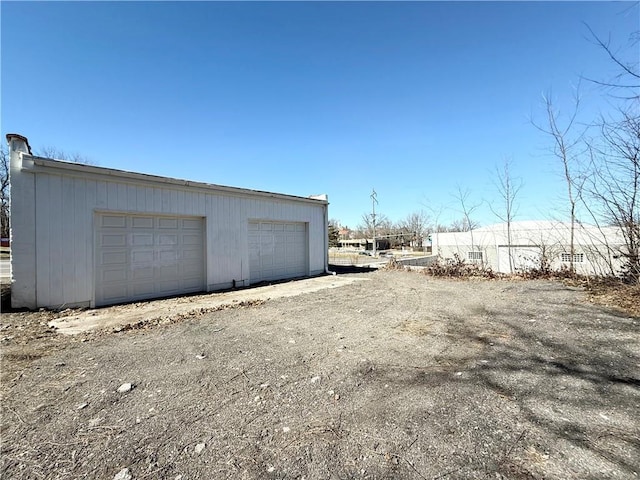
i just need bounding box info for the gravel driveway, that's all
[1,270,638,479]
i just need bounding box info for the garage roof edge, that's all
[27,156,328,205]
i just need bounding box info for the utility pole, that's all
[370,189,378,256]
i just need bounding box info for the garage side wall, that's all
[8,142,37,308]
[12,157,327,309]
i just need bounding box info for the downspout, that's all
[324,201,336,276]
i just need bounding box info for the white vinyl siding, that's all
[248,221,308,283]
[95,214,205,306]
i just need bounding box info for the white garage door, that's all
[248,221,308,284]
[498,246,542,273]
[95,214,205,306]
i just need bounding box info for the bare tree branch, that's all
[36,146,94,165]
[490,158,523,273]
[1,145,9,238]
[581,22,640,99]
[533,90,587,275]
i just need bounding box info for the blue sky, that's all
[2,1,638,230]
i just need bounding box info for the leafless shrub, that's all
[517,264,575,280]
[383,257,405,271]
[425,254,497,279]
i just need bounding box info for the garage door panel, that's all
[132,250,154,264]
[183,233,202,246]
[132,266,154,280]
[183,248,204,260]
[180,269,203,280]
[158,218,178,229]
[159,234,178,245]
[101,234,127,247]
[158,264,179,278]
[132,282,155,297]
[157,279,180,292]
[101,251,127,266]
[102,284,127,301]
[158,249,178,262]
[102,269,128,283]
[96,214,205,306]
[182,218,202,229]
[132,233,154,246]
[132,217,153,228]
[180,258,203,269]
[101,215,126,228]
[182,277,204,290]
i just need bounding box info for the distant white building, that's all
[432,220,627,276]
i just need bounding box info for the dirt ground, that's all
[1,269,638,479]
[47,275,370,335]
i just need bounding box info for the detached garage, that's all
[7,134,329,309]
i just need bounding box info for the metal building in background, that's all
[433,220,627,276]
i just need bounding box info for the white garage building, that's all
[8,134,329,309]
[433,220,627,276]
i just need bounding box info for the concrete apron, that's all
[49,275,370,335]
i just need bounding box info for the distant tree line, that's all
[328,209,481,251]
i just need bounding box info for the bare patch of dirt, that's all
[47,274,368,335]
[1,270,638,479]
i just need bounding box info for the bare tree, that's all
[447,217,480,232]
[533,90,586,275]
[490,158,523,273]
[586,106,639,282]
[397,210,431,249]
[452,187,481,260]
[582,23,639,99]
[356,212,390,239]
[582,24,640,282]
[36,146,93,164]
[1,145,9,239]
